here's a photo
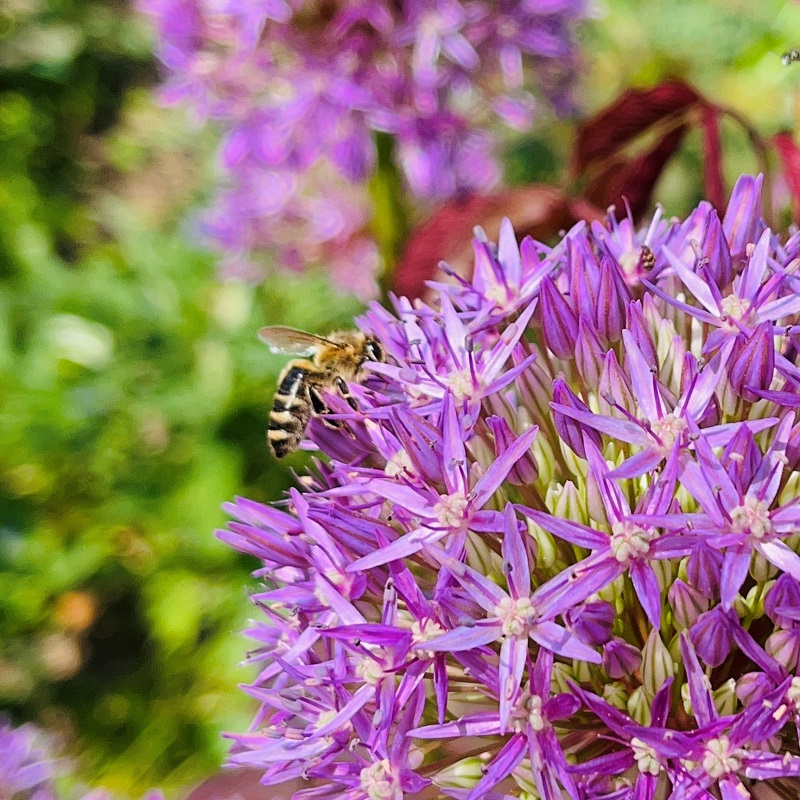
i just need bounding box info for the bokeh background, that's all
[1,0,800,796]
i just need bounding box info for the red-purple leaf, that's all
[701,106,725,211]
[584,124,688,219]
[393,185,605,300]
[573,80,702,174]
[774,132,800,220]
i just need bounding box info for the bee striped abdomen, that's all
[269,364,311,458]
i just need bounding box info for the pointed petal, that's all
[409,711,502,739]
[442,391,467,495]
[470,424,539,509]
[679,633,716,727]
[608,447,664,479]
[757,539,800,582]
[550,403,650,445]
[499,636,527,733]
[466,734,527,800]
[517,507,608,549]
[423,621,501,652]
[721,542,752,610]
[530,620,601,663]
[662,244,719,313]
[630,561,662,627]
[502,503,530,598]
[622,329,659,420]
[348,526,442,570]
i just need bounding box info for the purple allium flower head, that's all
[138,0,587,296]
[223,175,800,798]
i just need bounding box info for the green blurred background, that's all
[1,0,799,795]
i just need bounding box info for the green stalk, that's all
[368,131,410,302]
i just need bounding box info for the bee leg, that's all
[309,386,341,429]
[335,376,359,411]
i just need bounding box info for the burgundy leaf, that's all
[572,80,702,174]
[774,132,800,221]
[701,105,725,211]
[393,185,604,301]
[584,124,689,219]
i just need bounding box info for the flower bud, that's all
[738,581,770,620]
[657,331,685,397]
[596,257,628,343]
[766,629,800,671]
[651,558,675,594]
[533,434,557,486]
[722,174,763,264]
[728,322,774,403]
[566,601,615,647]
[627,686,651,726]
[598,351,635,417]
[626,300,657,367]
[573,659,594,684]
[765,574,800,629]
[603,682,629,711]
[686,543,722,599]
[575,316,605,388]
[713,678,737,716]
[785,421,800,473]
[512,759,542,799]
[668,578,709,630]
[552,379,602,459]
[432,755,490,789]
[779,469,800,506]
[527,518,557,569]
[681,680,692,716]
[487,416,538,486]
[550,662,573,696]
[603,637,642,679]
[550,481,587,526]
[513,353,554,427]
[541,276,579,360]
[736,671,773,707]
[690,608,733,667]
[642,629,674,699]
[699,206,733,288]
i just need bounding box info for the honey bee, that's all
[259,326,385,458]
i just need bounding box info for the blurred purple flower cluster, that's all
[222,175,800,799]
[0,719,164,800]
[1,719,61,800]
[138,0,586,298]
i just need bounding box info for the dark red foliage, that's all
[583,124,689,218]
[774,132,800,220]
[700,106,725,212]
[393,185,604,300]
[572,80,702,173]
[572,79,730,220]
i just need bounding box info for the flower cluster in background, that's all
[223,175,800,799]
[138,0,586,297]
[0,719,163,800]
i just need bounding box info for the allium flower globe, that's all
[222,174,800,799]
[139,0,585,296]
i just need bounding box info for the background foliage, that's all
[1,0,800,796]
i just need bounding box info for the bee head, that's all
[364,337,384,362]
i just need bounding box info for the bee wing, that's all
[258,326,341,356]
